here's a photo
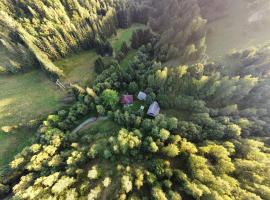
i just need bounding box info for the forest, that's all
[0,0,270,200]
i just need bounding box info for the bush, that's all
[97,40,113,56]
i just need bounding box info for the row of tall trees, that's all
[145,0,207,63]
[0,0,122,74]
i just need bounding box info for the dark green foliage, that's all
[97,40,113,56]
[0,0,120,75]
[0,183,9,198]
[1,1,270,199]
[147,0,207,62]
[2,47,270,199]
[116,42,130,61]
[131,29,156,49]
[94,56,106,74]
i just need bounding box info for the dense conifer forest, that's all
[0,0,270,199]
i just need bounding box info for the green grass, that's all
[0,70,65,168]
[82,119,120,135]
[110,24,146,51]
[163,109,191,121]
[0,71,65,129]
[120,49,137,68]
[54,50,98,86]
[206,0,270,61]
[0,127,34,170]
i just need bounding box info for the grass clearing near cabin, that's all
[0,70,65,168]
[206,0,270,61]
[81,119,120,135]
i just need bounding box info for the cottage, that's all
[147,101,160,117]
[121,95,134,105]
[137,91,147,101]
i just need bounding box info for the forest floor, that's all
[0,70,65,169]
[0,127,34,173]
[206,0,270,61]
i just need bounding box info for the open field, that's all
[0,71,65,129]
[54,50,98,86]
[0,71,65,168]
[206,0,270,60]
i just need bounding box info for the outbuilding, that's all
[147,101,160,117]
[137,91,147,101]
[121,95,134,105]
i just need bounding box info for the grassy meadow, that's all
[54,50,98,86]
[0,71,65,168]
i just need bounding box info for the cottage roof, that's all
[121,95,134,104]
[137,91,147,101]
[147,101,160,117]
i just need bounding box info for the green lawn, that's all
[0,71,65,168]
[54,50,98,86]
[81,119,120,135]
[206,0,270,61]
[0,127,34,172]
[120,49,137,68]
[110,24,146,51]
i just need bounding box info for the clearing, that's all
[110,23,146,51]
[0,70,65,168]
[54,24,146,86]
[0,71,65,129]
[54,50,98,87]
[206,0,270,60]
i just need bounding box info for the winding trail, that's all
[72,116,108,134]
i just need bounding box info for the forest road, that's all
[71,116,108,134]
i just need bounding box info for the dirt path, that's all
[72,116,108,134]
